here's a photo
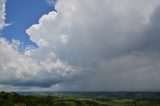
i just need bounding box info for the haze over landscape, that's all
[0,0,160,92]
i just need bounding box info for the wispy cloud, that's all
[0,0,6,30]
[46,0,58,6]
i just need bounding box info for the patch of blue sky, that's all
[1,0,55,51]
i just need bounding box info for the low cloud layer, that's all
[1,0,160,91]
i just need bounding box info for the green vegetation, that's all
[0,91,160,106]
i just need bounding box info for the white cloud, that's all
[25,0,160,91]
[0,0,6,29]
[1,0,160,91]
[0,38,79,87]
[46,0,57,6]
[37,38,50,48]
[59,34,68,44]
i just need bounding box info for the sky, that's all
[2,0,54,50]
[0,0,160,91]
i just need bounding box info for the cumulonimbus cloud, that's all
[1,0,160,91]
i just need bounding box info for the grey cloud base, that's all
[1,0,160,91]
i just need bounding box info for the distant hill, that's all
[0,91,160,106]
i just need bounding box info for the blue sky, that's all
[2,0,54,47]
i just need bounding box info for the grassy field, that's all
[0,92,160,106]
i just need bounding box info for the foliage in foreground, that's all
[0,92,160,106]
